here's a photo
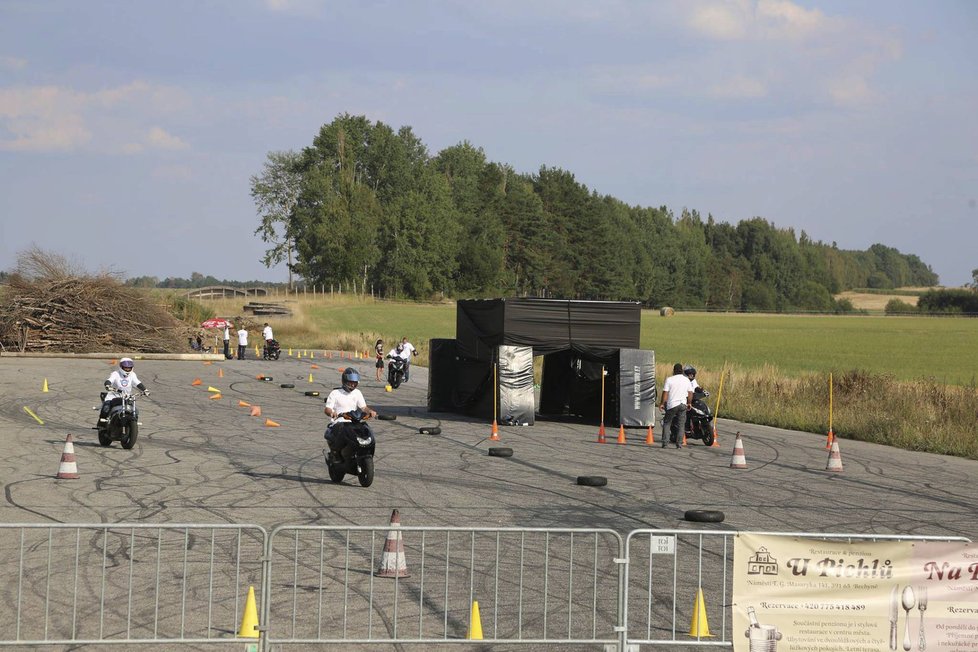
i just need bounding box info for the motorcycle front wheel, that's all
[97,428,112,447]
[357,456,374,487]
[121,421,138,449]
[699,421,714,447]
[327,462,345,483]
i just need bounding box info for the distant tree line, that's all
[124,272,285,290]
[247,113,940,311]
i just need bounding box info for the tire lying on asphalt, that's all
[684,510,725,523]
[487,447,513,458]
[419,426,441,435]
[304,391,320,397]
[280,383,295,389]
[576,476,607,487]
[376,414,396,421]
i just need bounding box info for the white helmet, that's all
[119,357,134,377]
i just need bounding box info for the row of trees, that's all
[250,113,939,310]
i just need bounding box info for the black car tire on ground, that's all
[488,447,513,458]
[304,391,320,397]
[376,414,396,421]
[419,426,441,435]
[684,510,725,523]
[576,476,608,487]
[280,383,295,389]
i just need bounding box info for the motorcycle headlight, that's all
[356,436,372,446]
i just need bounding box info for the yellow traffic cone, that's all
[467,600,484,640]
[237,585,259,638]
[308,373,314,383]
[688,588,714,637]
[288,348,293,357]
[207,386,221,393]
[42,378,49,393]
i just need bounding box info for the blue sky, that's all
[1,0,975,286]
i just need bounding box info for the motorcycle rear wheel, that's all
[121,422,138,449]
[357,457,374,487]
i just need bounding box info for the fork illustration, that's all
[917,585,928,651]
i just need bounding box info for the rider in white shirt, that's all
[97,357,149,425]
[323,368,376,459]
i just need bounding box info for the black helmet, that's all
[342,367,360,391]
[683,365,696,379]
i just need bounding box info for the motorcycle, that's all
[387,355,406,389]
[262,338,281,360]
[96,393,140,449]
[323,409,376,487]
[684,387,715,446]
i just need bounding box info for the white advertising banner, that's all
[733,533,978,652]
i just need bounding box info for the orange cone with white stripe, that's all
[376,509,410,578]
[489,420,500,441]
[729,432,747,469]
[616,424,626,444]
[826,440,843,472]
[57,434,79,479]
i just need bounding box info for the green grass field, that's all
[644,312,978,387]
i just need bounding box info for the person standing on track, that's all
[659,363,693,448]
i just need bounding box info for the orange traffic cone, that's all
[218,368,224,378]
[826,440,843,472]
[310,364,319,370]
[56,434,79,479]
[250,406,262,417]
[490,420,500,441]
[376,509,410,578]
[645,426,654,445]
[264,418,280,427]
[238,400,251,407]
[209,393,222,400]
[191,378,202,386]
[710,424,720,448]
[616,425,626,444]
[682,431,688,447]
[729,432,747,469]
[597,423,607,444]
[825,428,834,450]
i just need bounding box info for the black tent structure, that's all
[428,298,656,427]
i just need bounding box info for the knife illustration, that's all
[889,585,899,651]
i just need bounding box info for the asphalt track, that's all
[2,353,975,540]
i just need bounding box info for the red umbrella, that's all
[200,318,233,329]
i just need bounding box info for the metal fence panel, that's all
[623,530,971,649]
[0,524,266,647]
[264,525,625,647]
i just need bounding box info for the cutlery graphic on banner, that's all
[917,585,928,651]
[901,585,916,651]
[889,585,899,651]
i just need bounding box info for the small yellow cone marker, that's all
[467,600,483,640]
[42,378,49,392]
[237,586,260,638]
[207,386,220,393]
[308,373,314,383]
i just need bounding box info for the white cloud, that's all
[0,56,28,71]
[710,75,767,99]
[0,81,191,153]
[688,0,829,42]
[147,126,189,150]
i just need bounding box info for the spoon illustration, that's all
[902,585,916,651]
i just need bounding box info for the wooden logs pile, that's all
[0,274,186,353]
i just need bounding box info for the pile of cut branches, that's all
[0,248,186,353]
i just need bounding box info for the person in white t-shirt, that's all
[659,363,693,448]
[262,323,273,343]
[323,368,376,459]
[237,327,249,360]
[399,337,417,381]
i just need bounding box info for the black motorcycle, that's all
[684,387,715,446]
[262,339,281,360]
[323,409,376,487]
[387,355,405,389]
[96,393,140,449]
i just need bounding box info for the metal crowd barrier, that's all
[0,524,969,651]
[0,523,266,647]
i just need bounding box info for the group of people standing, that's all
[220,322,274,360]
[374,337,417,381]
